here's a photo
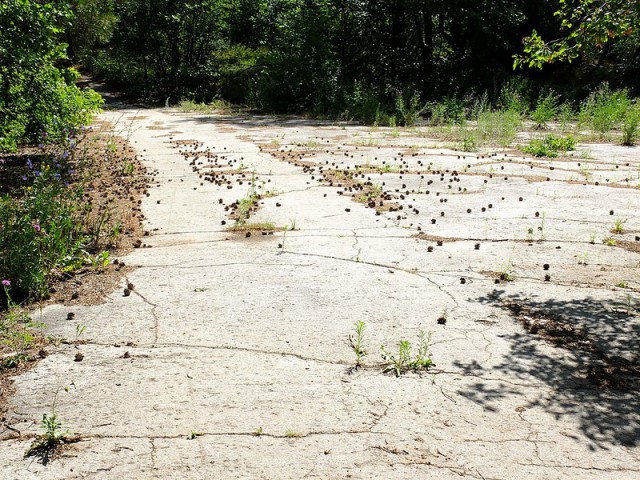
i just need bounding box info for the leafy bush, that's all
[579,83,631,135]
[395,91,427,126]
[523,134,576,157]
[530,90,559,128]
[0,160,86,301]
[429,96,466,126]
[498,78,531,115]
[621,103,640,146]
[0,1,102,152]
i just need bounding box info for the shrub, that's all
[579,83,631,135]
[395,91,427,126]
[429,96,466,126]
[0,1,103,152]
[621,103,640,146]
[0,161,86,301]
[523,134,576,157]
[530,90,559,128]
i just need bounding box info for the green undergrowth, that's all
[522,134,576,157]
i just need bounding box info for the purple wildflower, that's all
[33,223,41,232]
[1,279,10,287]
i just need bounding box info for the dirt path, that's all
[1,107,639,479]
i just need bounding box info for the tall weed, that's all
[579,83,631,135]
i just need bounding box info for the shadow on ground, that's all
[457,289,640,450]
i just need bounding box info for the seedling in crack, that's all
[612,218,626,234]
[188,431,204,440]
[25,392,74,464]
[380,330,434,377]
[349,321,367,368]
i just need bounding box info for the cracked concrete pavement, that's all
[1,107,639,479]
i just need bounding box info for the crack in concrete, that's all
[517,462,640,472]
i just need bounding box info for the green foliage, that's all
[395,92,427,127]
[476,110,522,148]
[530,90,559,128]
[579,84,631,135]
[0,161,86,301]
[516,1,639,68]
[498,79,530,115]
[621,103,640,146]
[429,97,466,126]
[523,134,576,157]
[0,0,102,152]
[349,321,367,368]
[380,330,434,377]
[0,284,38,354]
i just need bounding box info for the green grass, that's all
[177,99,235,114]
[579,83,631,135]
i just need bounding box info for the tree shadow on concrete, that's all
[456,289,640,450]
[176,113,356,130]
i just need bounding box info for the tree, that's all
[0,0,101,151]
[516,0,640,68]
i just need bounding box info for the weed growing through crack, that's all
[284,430,302,438]
[603,237,617,246]
[254,427,264,436]
[349,321,367,368]
[613,218,626,234]
[589,232,597,244]
[499,259,515,281]
[188,431,204,440]
[380,330,434,377]
[26,391,71,464]
[74,324,86,341]
[577,252,589,265]
[616,280,629,289]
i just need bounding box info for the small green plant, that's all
[254,427,264,436]
[530,90,559,128]
[589,232,597,244]
[188,431,204,440]
[616,280,629,289]
[613,218,626,234]
[577,252,589,265]
[622,104,640,146]
[499,259,515,281]
[460,133,477,152]
[74,324,87,341]
[26,391,70,463]
[349,321,367,368]
[284,430,302,438]
[603,237,617,246]
[558,103,574,133]
[121,162,134,176]
[380,330,433,377]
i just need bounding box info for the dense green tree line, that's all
[1,0,638,150]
